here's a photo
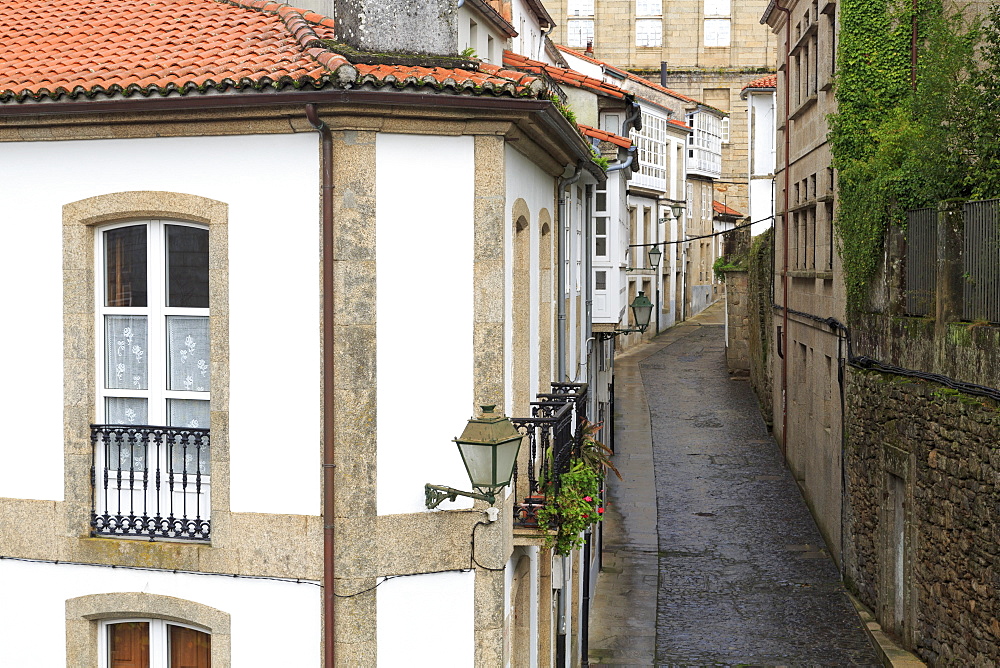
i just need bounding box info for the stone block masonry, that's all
[845,369,1000,665]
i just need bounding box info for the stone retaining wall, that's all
[845,369,1000,665]
[747,228,774,425]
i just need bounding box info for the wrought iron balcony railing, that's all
[511,383,588,528]
[91,425,211,541]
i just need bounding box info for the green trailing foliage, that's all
[536,458,604,555]
[830,0,1000,315]
[712,255,744,282]
[536,420,616,555]
[550,93,577,125]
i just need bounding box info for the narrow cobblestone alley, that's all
[589,301,880,667]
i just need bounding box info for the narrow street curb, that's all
[848,594,927,667]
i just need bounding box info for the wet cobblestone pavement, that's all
[589,303,880,666]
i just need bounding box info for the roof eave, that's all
[466,0,519,37]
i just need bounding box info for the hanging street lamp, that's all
[646,245,662,269]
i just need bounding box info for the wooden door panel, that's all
[109,622,150,668]
[169,625,211,668]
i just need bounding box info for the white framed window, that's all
[636,19,662,47]
[636,0,662,15]
[568,0,594,16]
[595,270,607,291]
[704,0,730,16]
[595,217,609,257]
[704,18,730,46]
[721,116,730,143]
[567,19,594,47]
[100,619,211,668]
[94,220,211,540]
[98,220,210,429]
[632,111,668,190]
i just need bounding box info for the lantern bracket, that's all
[424,484,496,509]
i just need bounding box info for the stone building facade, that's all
[762,0,845,566]
[845,371,1000,664]
[0,1,606,666]
[543,0,777,216]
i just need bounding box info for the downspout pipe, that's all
[306,103,336,668]
[774,0,792,462]
[605,146,635,173]
[557,162,585,381]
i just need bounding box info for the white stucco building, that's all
[0,1,608,666]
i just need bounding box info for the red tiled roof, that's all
[713,200,744,217]
[503,50,629,99]
[668,118,693,131]
[0,0,548,103]
[743,74,778,90]
[578,124,631,148]
[358,62,546,97]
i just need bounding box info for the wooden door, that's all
[169,625,211,668]
[109,622,150,668]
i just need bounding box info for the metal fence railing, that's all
[510,383,588,529]
[963,199,1000,323]
[905,207,937,317]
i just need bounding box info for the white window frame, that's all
[721,116,730,143]
[632,110,668,190]
[98,618,211,668]
[567,19,594,47]
[636,0,662,15]
[704,18,731,46]
[96,219,211,428]
[568,0,594,16]
[704,0,730,16]
[636,19,662,47]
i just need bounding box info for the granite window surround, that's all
[63,191,230,547]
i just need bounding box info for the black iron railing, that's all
[91,425,211,541]
[511,383,588,528]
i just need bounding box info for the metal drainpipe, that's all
[306,103,336,668]
[774,0,792,461]
[558,163,585,381]
[605,147,635,174]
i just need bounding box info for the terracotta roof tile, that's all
[713,200,743,217]
[502,50,628,99]
[668,118,693,131]
[743,74,778,90]
[0,0,547,103]
[578,123,631,148]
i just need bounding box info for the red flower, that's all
[583,496,593,502]
[597,507,604,514]
[582,514,589,519]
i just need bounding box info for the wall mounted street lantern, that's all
[628,291,654,332]
[598,291,655,340]
[646,245,662,269]
[658,203,685,223]
[425,405,523,509]
[626,245,663,272]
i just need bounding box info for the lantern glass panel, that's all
[493,437,522,488]
[647,246,662,267]
[457,442,495,489]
